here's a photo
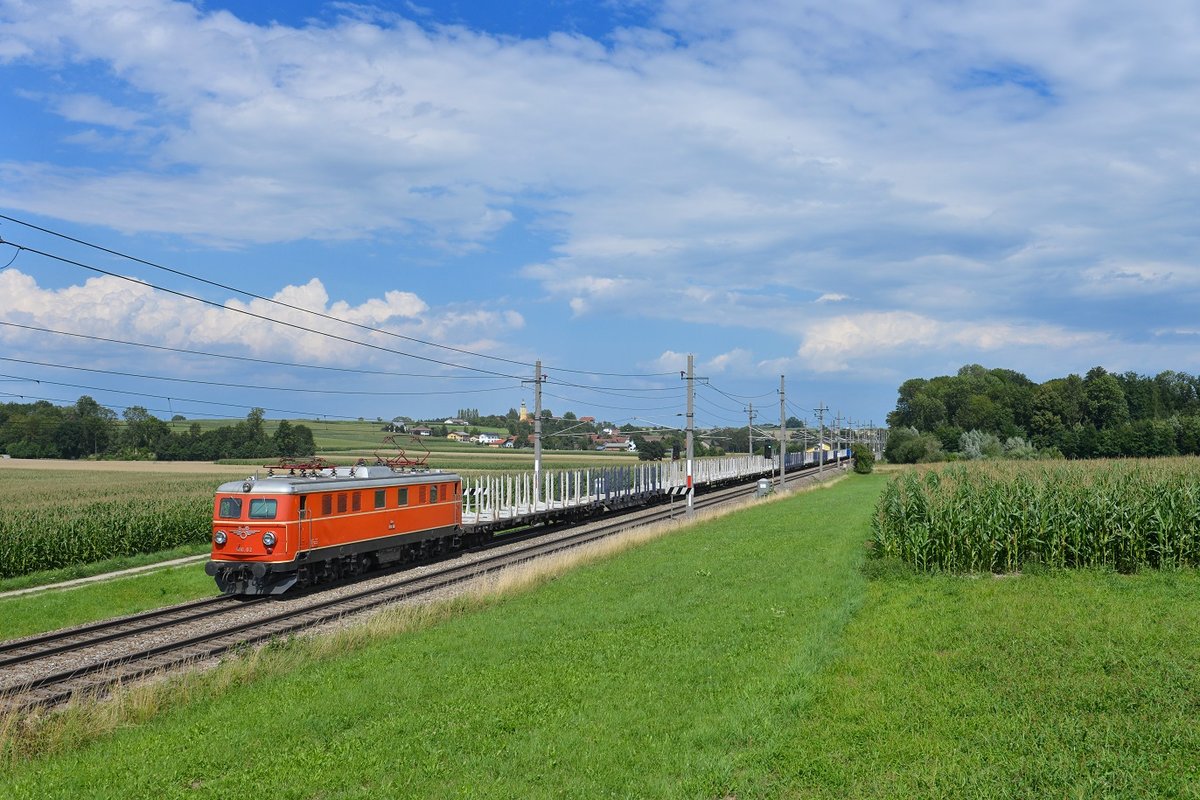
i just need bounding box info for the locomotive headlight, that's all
[262,531,277,547]
[214,530,227,545]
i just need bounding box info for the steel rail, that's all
[0,595,259,667]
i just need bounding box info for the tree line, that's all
[885,364,1200,462]
[0,397,315,461]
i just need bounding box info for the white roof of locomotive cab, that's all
[216,465,459,495]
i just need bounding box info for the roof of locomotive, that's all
[216,465,461,495]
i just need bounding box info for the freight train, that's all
[205,451,850,595]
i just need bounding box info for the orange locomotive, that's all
[205,464,469,595]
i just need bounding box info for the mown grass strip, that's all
[0,564,219,641]
[0,543,209,597]
[0,476,880,798]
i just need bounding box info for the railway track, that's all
[0,465,842,711]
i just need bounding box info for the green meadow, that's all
[3,471,1197,798]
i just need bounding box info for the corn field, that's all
[0,470,216,578]
[872,459,1200,573]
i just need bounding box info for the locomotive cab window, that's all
[249,499,278,519]
[218,497,242,519]
[374,489,386,509]
[397,488,408,507]
[430,485,439,503]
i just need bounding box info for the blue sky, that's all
[2,0,1199,432]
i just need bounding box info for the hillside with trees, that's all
[886,364,1200,462]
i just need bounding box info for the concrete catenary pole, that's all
[685,354,695,517]
[778,374,787,488]
[746,402,754,456]
[814,403,828,475]
[533,359,543,506]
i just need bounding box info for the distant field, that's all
[173,418,513,452]
[172,417,639,470]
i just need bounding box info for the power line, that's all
[0,213,535,371]
[544,388,686,412]
[544,377,681,394]
[0,386,361,422]
[0,214,680,379]
[0,321,520,380]
[0,371,515,418]
[0,237,526,379]
[0,357,518,397]
[696,384,746,415]
[703,381,776,404]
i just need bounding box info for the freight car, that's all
[205,464,469,595]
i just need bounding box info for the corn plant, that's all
[0,470,218,578]
[872,459,1200,573]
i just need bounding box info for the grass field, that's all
[2,471,1198,798]
[771,567,1200,798]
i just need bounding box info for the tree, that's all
[1084,369,1130,428]
[121,406,170,453]
[636,440,666,461]
[69,395,116,457]
[953,394,1009,434]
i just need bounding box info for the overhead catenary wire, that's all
[0,321,524,380]
[3,321,691,405]
[0,372,518,418]
[0,237,526,380]
[0,214,680,379]
[1,220,864,422]
[539,389,684,414]
[0,388,375,423]
[702,381,776,405]
[0,357,519,397]
[0,214,535,371]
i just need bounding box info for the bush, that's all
[851,442,875,474]
[885,427,945,463]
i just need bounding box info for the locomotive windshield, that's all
[218,497,242,519]
[249,498,278,519]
